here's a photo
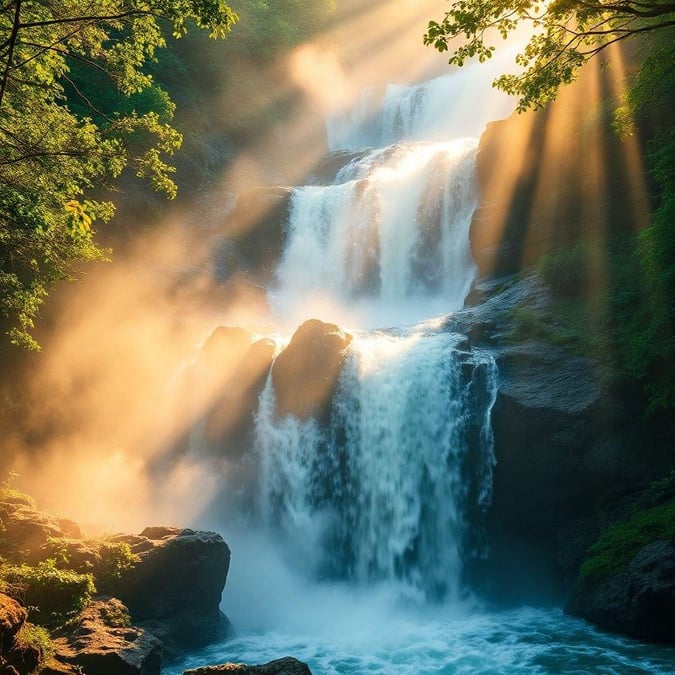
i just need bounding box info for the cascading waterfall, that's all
[255,330,497,600]
[252,71,503,601]
[273,140,478,328]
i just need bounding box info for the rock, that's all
[202,335,276,460]
[0,595,26,654]
[0,503,81,561]
[184,656,313,675]
[470,70,650,279]
[306,149,370,185]
[217,187,293,284]
[54,598,163,675]
[272,319,352,421]
[114,528,231,648]
[566,541,675,643]
[449,273,665,601]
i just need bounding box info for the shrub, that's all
[0,559,95,626]
[580,499,675,584]
[94,541,138,595]
[14,622,55,669]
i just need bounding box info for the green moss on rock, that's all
[581,499,675,584]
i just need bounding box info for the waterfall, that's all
[273,140,478,329]
[254,330,497,600]
[224,66,502,604]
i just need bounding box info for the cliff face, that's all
[469,73,654,278]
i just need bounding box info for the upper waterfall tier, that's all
[272,139,478,329]
[327,71,516,151]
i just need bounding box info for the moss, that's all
[14,621,55,669]
[95,541,138,595]
[580,499,675,584]
[0,558,95,627]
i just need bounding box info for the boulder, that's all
[184,656,313,675]
[450,273,662,600]
[565,540,675,643]
[113,528,231,648]
[0,503,81,561]
[54,598,163,675]
[272,319,352,421]
[0,595,25,660]
[202,336,276,460]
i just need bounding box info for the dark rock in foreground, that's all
[113,527,232,649]
[184,656,313,675]
[565,540,675,643]
[54,598,163,675]
[272,319,352,421]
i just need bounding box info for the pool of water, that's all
[165,605,675,674]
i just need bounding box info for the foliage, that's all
[0,1,236,349]
[94,541,138,594]
[424,1,675,111]
[99,597,132,628]
[580,499,675,584]
[0,472,36,510]
[14,621,56,668]
[227,0,335,60]
[0,558,95,627]
[40,537,138,595]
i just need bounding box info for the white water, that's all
[273,140,477,329]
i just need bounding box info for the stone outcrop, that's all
[54,598,163,675]
[114,527,230,648]
[112,527,231,650]
[184,656,313,675]
[0,501,81,563]
[469,71,651,279]
[272,319,352,421]
[565,540,675,642]
[450,273,666,601]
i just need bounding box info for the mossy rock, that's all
[580,499,675,585]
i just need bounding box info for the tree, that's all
[424,0,675,111]
[0,1,236,348]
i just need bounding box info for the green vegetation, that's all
[580,499,675,584]
[0,559,95,626]
[0,1,236,349]
[425,1,675,111]
[14,621,56,667]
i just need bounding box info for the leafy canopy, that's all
[0,1,236,348]
[424,0,675,111]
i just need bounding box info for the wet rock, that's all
[565,540,675,643]
[272,319,352,421]
[114,528,231,649]
[184,656,313,675]
[54,598,163,675]
[306,149,370,185]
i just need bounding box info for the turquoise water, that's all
[165,605,675,674]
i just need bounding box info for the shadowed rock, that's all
[566,540,675,643]
[112,528,231,649]
[272,319,352,421]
